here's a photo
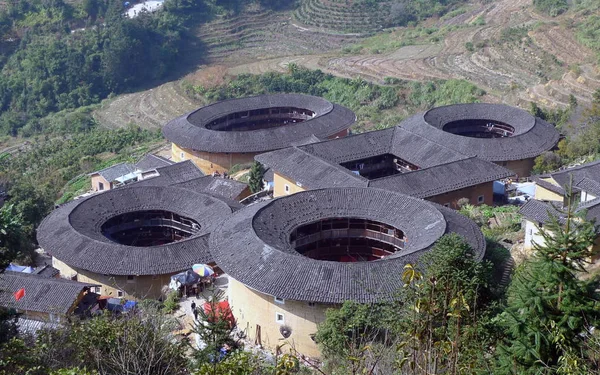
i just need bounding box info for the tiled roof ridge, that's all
[185,93,334,119]
[392,126,474,159]
[292,146,369,184]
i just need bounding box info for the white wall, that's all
[524,220,546,251]
[581,191,597,203]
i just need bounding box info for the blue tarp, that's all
[6,263,34,273]
[106,298,137,312]
[493,181,506,195]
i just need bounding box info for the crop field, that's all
[93,0,600,130]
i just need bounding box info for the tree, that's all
[35,307,189,374]
[0,204,33,267]
[247,161,265,194]
[315,234,494,375]
[397,234,493,374]
[192,288,239,368]
[495,188,600,374]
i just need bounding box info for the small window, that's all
[117,290,124,297]
[477,195,484,204]
[284,184,290,194]
[180,152,185,160]
[98,182,104,191]
[307,302,316,307]
[275,312,284,324]
[126,275,135,283]
[443,203,450,208]
[274,297,285,305]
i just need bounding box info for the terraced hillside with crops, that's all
[94,0,600,130]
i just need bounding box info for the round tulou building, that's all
[209,187,486,357]
[37,185,235,300]
[399,103,560,177]
[163,93,356,175]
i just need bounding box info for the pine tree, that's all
[496,189,600,374]
[248,161,265,194]
[192,288,238,366]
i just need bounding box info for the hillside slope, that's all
[94,0,600,130]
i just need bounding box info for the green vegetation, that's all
[312,206,600,374]
[0,0,205,137]
[0,123,162,262]
[496,192,600,373]
[534,0,568,16]
[188,65,485,132]
[248,161,265,193]
[531,96,600,174]
[293,0,470,34]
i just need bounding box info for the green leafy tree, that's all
[247,161,265,193]
[0,204,34,267]
[496,189,600,374]
[397,234,493,374]
[35,307,189,374]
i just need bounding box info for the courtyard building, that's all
[209,187,486,357]
[257,126,513,209]
[398,103,560,177]
[163,93,355,175]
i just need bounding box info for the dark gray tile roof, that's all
[255,147,367,190]
[520,197,600,227]
[172,177,247,209]
[257,126,512,197]
[37,186,233,275]
[130,161,245,207]
[210,188,485,304]
[135,154,174,172]
[300,128,395,164]
[399,103,559,162]
[263,168,274,183]
[0,271,97,315]
[131,160,204,187]
[520,199,564,224]
[162,94,356,153]
[91,163,136,182]
[33,265,60,278]
[551,160,600,197]
[370,157,511,198]
[531,175,565,196]
[17,318,60,335]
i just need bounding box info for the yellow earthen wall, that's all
[171,143,256,175]
[228,278,331,358]
[91,175,110,192]
[495,158,535,178]
[52,258,174,300]
[534,177,563,202]
[273,173,307,198]
[427,182,494,209]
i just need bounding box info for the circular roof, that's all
[399,103,559,162]
[162,94,356,154]
[209,188,485,304]
[37,186,233,276]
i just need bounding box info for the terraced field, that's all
[196,6,362,64]
[293,0,390,34]
[94,0,600,130]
